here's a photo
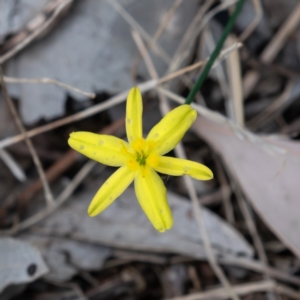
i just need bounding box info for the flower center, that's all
[136,151,147,166]
[126,138,159,171]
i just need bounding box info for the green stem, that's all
[185,0,246,105]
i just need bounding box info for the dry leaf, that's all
[36,180,253,260]
[192,115,300,258]
[0,238,48,292]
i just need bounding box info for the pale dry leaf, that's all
[0,237,48,292]
[19,234,112,282]
[192,116,300,258]
[4,0,199,124]
[37,180,253,260]
[0,0,49,43]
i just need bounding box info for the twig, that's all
[166,0,216,74]
[178,150,241,300]
[0,67,54,206]
[213,156,234,224]
[243,2,300,97]
[131,30,170,114]
[4,76,95,98]
[218,255,300,286]
[132,28,240,300]
[152,0,183,44]
[225,35,244,126]
[106,0,171,64]
[114,0,203,103]
[0,149,26,182]
[160,42,242,85]
[168,280,300,300]
[131,0,183,81]
[248,80,294,130]
[232,178,279,298]
[0,119,124,235]
[18,118,125,205]
[0,0,73,64]
[198,187,230,206]
[239,0,263,41]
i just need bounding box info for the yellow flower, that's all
[68,87,213,232]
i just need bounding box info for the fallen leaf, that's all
[192,115,300,258]
[4,0,200,124]
[19,235,112,282]
[36,180,253,260]
[0,237,48,292]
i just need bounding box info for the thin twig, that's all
[243,2,300,97]
[168,280,300,300]
[248,80,294,130]
[0,148,26,182]
[4,76,95,98]
[131,0,183,81]
[0,119,124,235]
[131,30,170,114]
[167,0,233,75]
[226,35,244,126]
[0,0,73,64]
[152,0,183,44]
[214,155,234,224]
[106,0,171,64]
[229,166,279,298]
[0,67,54,206]
[18,118,125,205]
[239,0,263,41]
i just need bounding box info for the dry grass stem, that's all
[243,2,300,97]
[214,156,234,224]
[107,0,171,64]
[248,80,294,130]
[0,148,26,182]
[131,0,183,82]
[131,30,169,113]
[167,0,238,75]
[169,280,300,300]
[0,118,125,235]
[166,0,216,74]
[226,35,244,126]
[152,0,183,43]
[0,67,54,206]
[239,0,263,41]
[0,0,72,64]
[4,76,96,98]
[233,183,278,297]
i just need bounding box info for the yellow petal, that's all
[88,166,135,216]
[126,87,143,143]
[154,156,213,180]
[146,105,197,155]
[68,132,130,167]
[134,167,173,232]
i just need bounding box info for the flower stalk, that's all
[185,0,246,105]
